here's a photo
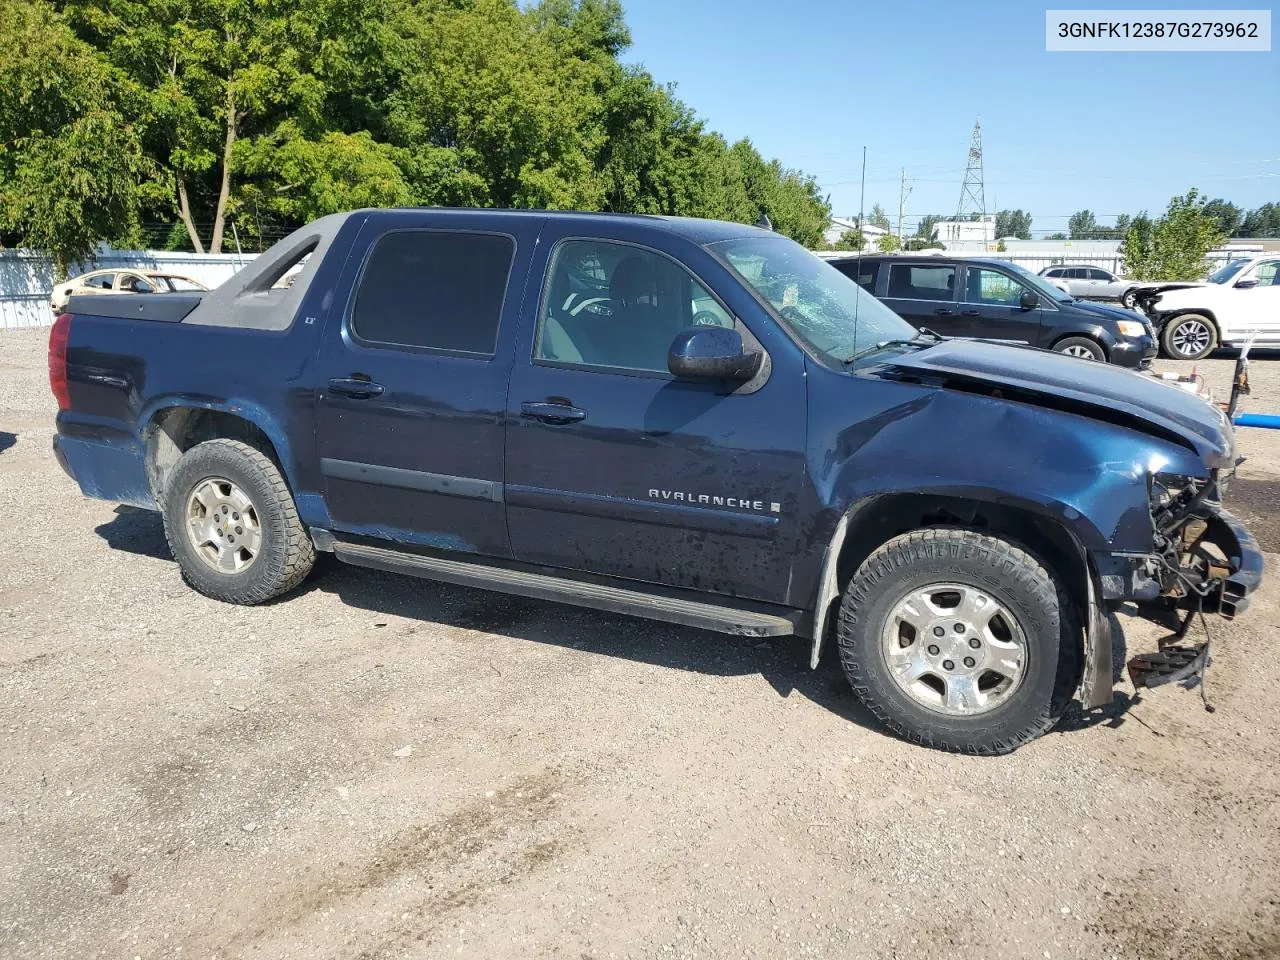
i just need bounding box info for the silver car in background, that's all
[1038,265,1141,308]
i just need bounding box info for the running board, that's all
[332,541,797,637]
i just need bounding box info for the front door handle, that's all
[328,377,385,399]
[521,401,586,424]
[933,308,954,316]
[961,309,982,317]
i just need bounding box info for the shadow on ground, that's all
[95,505,172,561]
[0,432,15,456]
[94,507,1145,747]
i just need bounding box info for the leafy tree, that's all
[1239,203,1280,237]
[1068,209,1098,239]
[875,233,901,253]
[830,228,864,251]
[994,209,1031,239]
[868,203,890,231]
[1120,191,1225,280]
[1202,198,1243,237]
[1046,232,1068,240]
[0,0,151,272]
[913,214,942,239]
[5,0,832,258]
[1114,213,1131,237]
[904,236,942,251]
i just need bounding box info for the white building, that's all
[823,217,890,248]
[931,216,996,244]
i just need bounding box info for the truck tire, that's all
[1160,314,1217,361]
[1052,336,1106,362]
[835,528,1080,755]
[162,439,315,604]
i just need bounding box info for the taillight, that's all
[49,312,72,410]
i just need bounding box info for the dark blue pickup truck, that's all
[49,208,1263,753]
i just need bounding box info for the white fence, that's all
[0,249,251,330]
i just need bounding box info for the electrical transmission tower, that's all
[955,120,985,219]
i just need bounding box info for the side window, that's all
[121,275,154,293]
[1062,268,1083,280]
[1089,268,1114,281]
[886,264,956,301]
[83,273,115,290]
[967,267,1025,306]
[836,260,880,293]
[1045,268,1064,278]
[535,240,728,373]
[350,231,515,355]
[1245,261,1279,287]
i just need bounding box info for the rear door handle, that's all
[328,377,384,399]
[961,309,982,317]
[933,308,954,316]
[521,401,586,424]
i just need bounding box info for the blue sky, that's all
[620,0,1279,234]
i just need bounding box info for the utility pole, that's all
[897,168,912,241]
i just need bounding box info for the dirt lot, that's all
[3,326,1279,960]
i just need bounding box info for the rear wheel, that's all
[1161,314,1217,360]
[835,529,1080,754]
[162,439,315,604]
[1053,336,1106,362]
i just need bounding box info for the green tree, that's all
[830,228,864,251]
[1202,198,1243,237]
[1114,213,1131,237]
[904,236,942,251]
[0,0,151,271]
[1121,191,1225,280]
[1068,209,1098,239]
[1046,232,1068,240]
[914,214,942,239]
[868,203,890,231]
[1239,203,1280,237]
[875,233,901,252]
[994,209,1031,239]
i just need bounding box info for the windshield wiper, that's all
[843,328,942,365]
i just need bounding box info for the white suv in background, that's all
[1146,256,1280,359]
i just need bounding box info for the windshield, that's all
[709,236,915,364]
[1004,261,1074,303]
[1207,260,1249,284]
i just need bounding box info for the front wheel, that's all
[162,439,316,604]
[1120,288,1139,310]
[835,529,1080,754]
[1161,314,1217,360]
[1053,336,1106,362]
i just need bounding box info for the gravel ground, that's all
[2,326,1279,960]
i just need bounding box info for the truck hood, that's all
[879,340,1233,467]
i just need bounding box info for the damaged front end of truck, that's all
[1106,353,1264,697]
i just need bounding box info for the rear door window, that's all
[886,264,957,302]
[350,230,516,355]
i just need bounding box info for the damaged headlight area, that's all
[1143,468,1256,618]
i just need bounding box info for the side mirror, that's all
[1019,290,1039,310]
[1235,278,1258,289]
[668,326,761,382]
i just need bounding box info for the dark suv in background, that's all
[829,254,1156,367]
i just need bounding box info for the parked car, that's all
[1141,255,1280,359]
[50,269,208,314]
[48,209,1261,754]
[1038,264,1142,308]
[829,254,1156,366]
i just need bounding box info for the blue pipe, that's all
[1233,413,1280,429]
